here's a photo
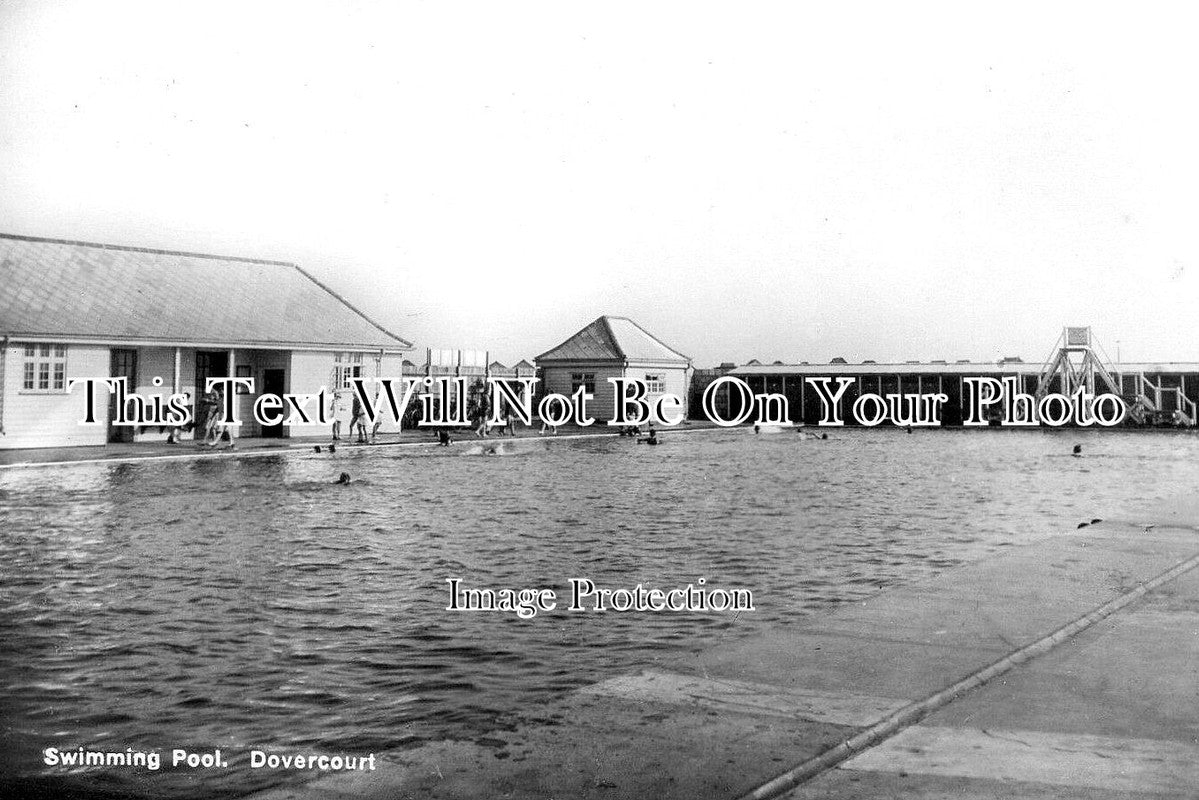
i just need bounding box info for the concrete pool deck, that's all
[246,499,1199,800]
[0,423,719,469]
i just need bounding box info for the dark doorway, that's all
[261,368,286,438]
[108,348,138,443]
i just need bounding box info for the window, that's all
[570,372,596,394]
[22,343,67,391]
[333,352,365,389]
[645,373,665,393]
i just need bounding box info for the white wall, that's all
[628,361,690,422]
[289,350,410,437]
[1,343,109,449]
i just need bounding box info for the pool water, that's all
[2,427,1198,798]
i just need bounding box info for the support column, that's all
[799,375,805,425]
[228,348,237,440]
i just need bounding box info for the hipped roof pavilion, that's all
[0,233,410,351]
[536,315,690,365]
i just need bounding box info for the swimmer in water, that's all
[1072,444,1082,457]
[335,472,352,485]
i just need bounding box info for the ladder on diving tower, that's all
[1033,327,1196,426]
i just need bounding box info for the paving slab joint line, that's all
[734,546,1199,800]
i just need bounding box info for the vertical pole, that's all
[799,374,805,425]
[228,348,237,440]
[173,347,181,396]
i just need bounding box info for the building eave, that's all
[2,332,410,353]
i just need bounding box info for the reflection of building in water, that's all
[703,326,1198,427]
[0,233,410,449]
[536,316,692,422]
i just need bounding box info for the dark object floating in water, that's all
[1072,444,1082,455]
[329,444,336,453]
[1077,522,1089,528]
[336,472,352,485]
[314,445,322,453]
[1091,518,1102,524]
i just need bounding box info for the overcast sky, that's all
[2,2,1196,366]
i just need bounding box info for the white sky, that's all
[2,2,1196,366]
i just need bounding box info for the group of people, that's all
[474,410,520,438]
[192,387,235,449]
[329,390,381,444]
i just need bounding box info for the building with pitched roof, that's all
[0,233,411,449]
[535,316,691,422]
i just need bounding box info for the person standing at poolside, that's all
[329,389,348,441]
[370,384,384,442]
[350,394,367,444]
[200,388,221,445]
[474,395,491,438]
[167,391,193,444]
[205,387,236,449]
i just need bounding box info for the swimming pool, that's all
[2,428,1198,798]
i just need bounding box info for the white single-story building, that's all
[0,233,411,449]
[535,316,691,422]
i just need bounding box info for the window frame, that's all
[20,343,69,394]
[570,372,596,394]
[333,352,366,390]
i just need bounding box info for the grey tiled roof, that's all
[0,234,410,350]
[536,316,689,364]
